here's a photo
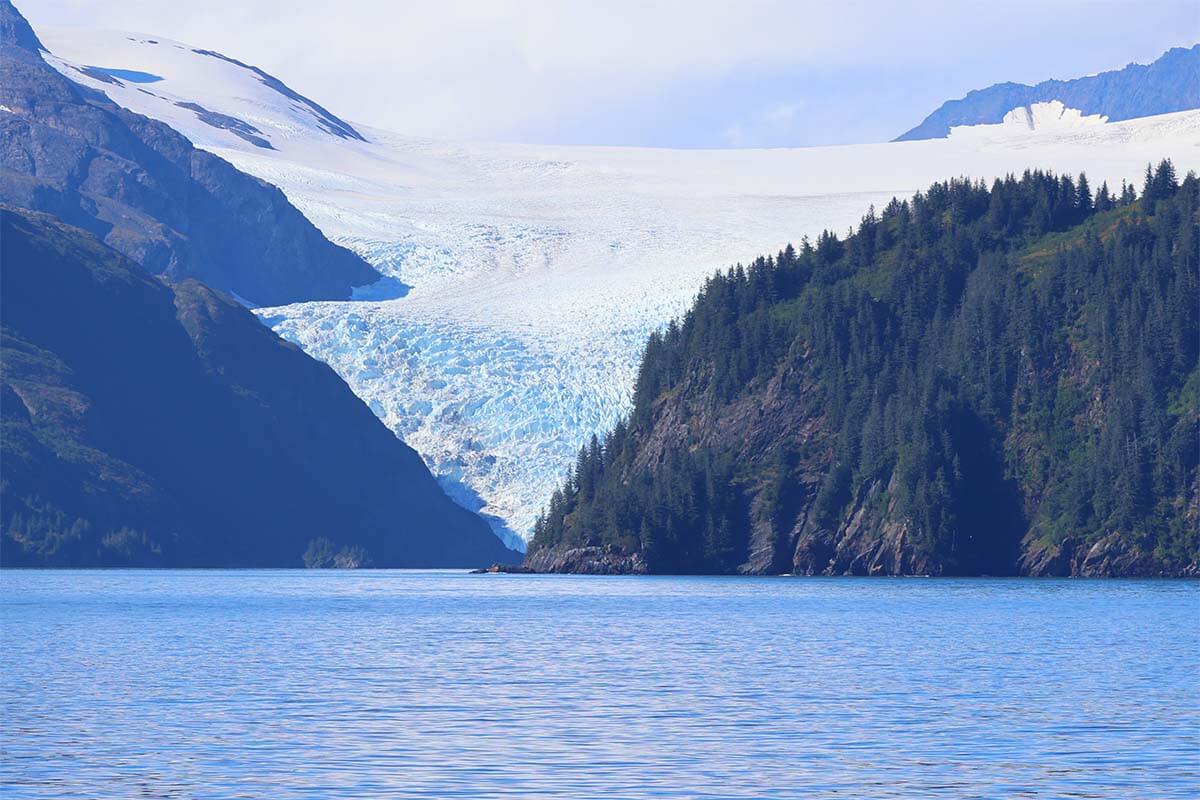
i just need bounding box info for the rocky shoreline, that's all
[477,537,1196,578]
[473,545,648,575]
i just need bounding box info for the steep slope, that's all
[528,166,1199,577]
[38,22,1200,546]
[0,208,519,567]
[35,26,366,153]
[0,0,378,305]
[898,44,1200,141]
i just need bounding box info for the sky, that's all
[21,0,1200,148]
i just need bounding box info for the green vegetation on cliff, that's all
[530,162,1198,576]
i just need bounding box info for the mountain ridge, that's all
[898,44,1200,141]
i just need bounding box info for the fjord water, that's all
[2,572,1197,798]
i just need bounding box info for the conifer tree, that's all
[529,163,1198,576]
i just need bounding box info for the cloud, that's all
[721,102,806,148]
[20,0,1200,146]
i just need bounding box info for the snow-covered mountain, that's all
[897,44,1200,141]
[38,27,1200,548]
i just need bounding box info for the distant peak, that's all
[897,43,1200,141]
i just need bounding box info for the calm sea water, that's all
[1,571,1197,799]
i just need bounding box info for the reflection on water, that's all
[1,571,1197,798]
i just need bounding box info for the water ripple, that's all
[2,572,1197,798]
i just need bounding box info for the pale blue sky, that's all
[22,0,1200,147]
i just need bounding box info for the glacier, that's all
[39,27,1200,548]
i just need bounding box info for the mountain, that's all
[898,45,1200,141]
[0,208,520,567]
[36,22,1200,547]
[527,165,1199,577]
[0,0,378,305]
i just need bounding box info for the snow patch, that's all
[950,101,1109,139]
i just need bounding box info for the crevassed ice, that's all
[251,184,906,547]
[262,294,647,550]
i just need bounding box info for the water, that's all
[2,571,1197,799]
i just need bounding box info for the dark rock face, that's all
[0,209,521,567]
[897,45,1200,141]
[1019,534,1185,578]
[0,0,379,305]
[524,545,648,575]
[173,101,275,150]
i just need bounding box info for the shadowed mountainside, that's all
[1,208,520,567]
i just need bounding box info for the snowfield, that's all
[984,100,1108,133]
[41,28,1200,548]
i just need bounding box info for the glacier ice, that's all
[40,27,1200,547]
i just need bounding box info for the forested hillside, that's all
[529,162,1198,576]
